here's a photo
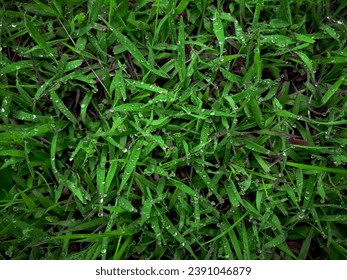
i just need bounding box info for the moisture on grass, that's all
[0,0,346,260]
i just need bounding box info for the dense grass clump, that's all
[0,0,346,260]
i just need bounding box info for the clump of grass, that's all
[0,0,346,260]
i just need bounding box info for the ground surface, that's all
[0,0,347,260]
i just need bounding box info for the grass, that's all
[0,0,346,260]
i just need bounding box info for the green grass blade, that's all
[106,24,169,79]
[175,0,190,14]
[321,75,346,105]
[50,91,78,124]
[287,162,347,175]
[168,178,197,197]
[118,140,143,194]
[25,20,56,63]
[298,226,314,259]
[213,10,225,57]
[202,213,248,245]
[177,17,187,84]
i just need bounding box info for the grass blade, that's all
[213,10,225,57]
[287,162,347,175]
[50,91,78,124]
[321,75,346,105]
[119,140,143,194]
[177,17,187,84]
[106,24,169,79]
[25,20,56,62]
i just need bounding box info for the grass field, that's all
[0,0,347,260]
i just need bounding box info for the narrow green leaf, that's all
[227,227,243,259]
[222,235,234,259]
[225,180,241,207]
[18,190,36,210]
[65,179,89,204]
[195,166,223,202]
[213,10,225,57]
[253,152,270,173]
[320,23,341,41]
[243,139,271,155]
[298,226,314,259]
[261,35,294,47]
[296,51,314,75]
[248,96,264,128]
[264,233,287,249]
[168,178,196,197]
[97,164,106,195]
[80,92,93,124]
[50,91,78,124]
[88,0,104,24]
[113,103,147,112]
[241,221,250,259]
[319,215,347,222]
[0,150,26,157]
[287,162,347,175]
[106,25,169,78]
[119,140,143,193]
[65,59,83,72]
[127,80,168,94]
[294,33,316,44]
[25,20,56,61]
[105,160,118,194]
[118,197,137,213]
[140,199,153,225]
[175,0,190,14]
[50,133,59,180]
[177,17,186,83]
[111,70,126,103]
[253,0,264,26]
[256,190,263,210]
[0,61,33,75]
[202,213,248,245]
[321,75,345,105]
[160,213,197,259]
[200,121,210,144]
[253,45,262,81]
